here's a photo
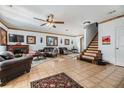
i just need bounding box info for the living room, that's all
[0,4,124,89]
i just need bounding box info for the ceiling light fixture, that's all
[8,5,13,7]
[83,21,91,27]
[107,10,116,15]
[83,21,90,24]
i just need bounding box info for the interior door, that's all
[116,27,124,67]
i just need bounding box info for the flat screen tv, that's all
[9,34,24,42]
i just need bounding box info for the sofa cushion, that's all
[0,51,15,60]
[0,56,5,62]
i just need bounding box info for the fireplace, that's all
[7,45,29,57]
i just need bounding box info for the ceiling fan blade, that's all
[53,21,64,24]
[40,23,47,26]
[53,25,56,28]
[48,14,54,19]
[34,17,46,22]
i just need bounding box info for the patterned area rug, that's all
[30,73,83,88]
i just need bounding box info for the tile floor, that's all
[1,54,124,88]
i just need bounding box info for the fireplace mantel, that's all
[7,45,29,54]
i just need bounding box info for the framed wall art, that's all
[0,27,7,45]
[60,38,63,44]
[27,36,36,44]
[46,36,58,46]
[9,34,24,43]
[102,36,110,45]
[40,37,43,43]
[65,39,70,45]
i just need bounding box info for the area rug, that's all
[30,73,83,88]
[31,58,52,67]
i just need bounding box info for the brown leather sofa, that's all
[0,53,33,86]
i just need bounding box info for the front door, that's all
[116,27,124,67]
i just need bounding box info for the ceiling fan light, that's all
[83,21,90,24]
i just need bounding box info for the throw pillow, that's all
[0,56,5,62]
[0,51,15,60]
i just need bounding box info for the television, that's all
[9,34,24,42]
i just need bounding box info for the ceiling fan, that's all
[34,14,64,28]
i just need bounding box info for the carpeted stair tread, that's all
[84,52,97,57]
[90,43,98,46]
[92,41,98,43]
[86,50,99,53]
[82,55,95,60]
[88,46,98,48]
[87,48,98,51]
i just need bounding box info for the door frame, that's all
[115,26,124,66]
[80,37,83,53]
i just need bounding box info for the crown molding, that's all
[99,14,124,24]
[0,19,79,37]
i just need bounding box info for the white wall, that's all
[0,22,77,51]
[84,23,98,49]
[8,29,76,51]
[98,17,124,65]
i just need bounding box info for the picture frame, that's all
[27,36,36,44]
[0,27,7,45]
[65,39,70,45]
[46,36,58,46]
[60,38,63,44]
[9,34,24,43]
[40,37,43,43]
[102,36,110,45]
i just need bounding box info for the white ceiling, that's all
[0,5,124,36]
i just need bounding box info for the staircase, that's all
[79,34,102,64]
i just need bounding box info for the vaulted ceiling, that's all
[0,5,124,36]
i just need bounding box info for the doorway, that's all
[80,37,84,52]
[116,27,124,67]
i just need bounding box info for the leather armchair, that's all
[59,47,69,55]
[43,47,58,57]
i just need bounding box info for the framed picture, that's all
[65,39,70,45]
[46,36,58,46]
[102,36,110,45]
[9,34,24,42]
[27,36,36,44]
[0,27,7,45]
[71,40,73,44]
[60,38,63,44]
[40,37,43,43]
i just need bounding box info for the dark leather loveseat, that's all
[0,51,33,86]
[43,47,58,57]
[59,47,69,55]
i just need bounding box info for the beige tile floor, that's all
[1,54,124,88]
